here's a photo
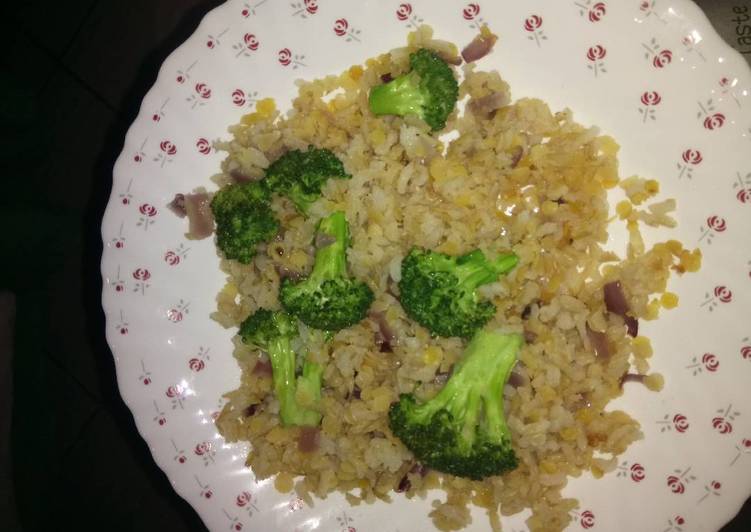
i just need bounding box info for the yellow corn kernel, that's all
[632,336,653,359]
[644,373,664,392]
[540,460,559,474]
[255,98,276,117]
[575,408,594,423]
[644,298,661,320]
[348,65,363,81]
[274,472,295,493]
[423,346,443,366]
[541,200,559,216]
[660,292,679,309]
[560,426,579,441]
[369,127,386,146]
[645,179,660,194]
[601,173,619,189]
[615,200,632,219]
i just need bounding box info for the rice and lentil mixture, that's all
[212,26,701,531]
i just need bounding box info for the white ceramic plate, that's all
[101,1,751,530]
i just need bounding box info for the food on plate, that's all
[239,308,323,427]
[388,329,522,480]
[212,25,701,531]
[369,48,459,131]
[279,211,374,332]
[210,181,278,263]
[264,145,352,213]
[398,247,519,339]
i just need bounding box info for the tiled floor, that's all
[2,1,749,531]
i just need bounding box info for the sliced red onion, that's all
[603,281,639,337]
[297,427,320,453]
[230,168,262,183]
[252,358,273,377]
[586,325,611,360]
[468,92,508,118]
[370,311,397,353]
[166,193,186,218]
[184,192,214,240]
[620,373,646,388]
[461,32,497,63]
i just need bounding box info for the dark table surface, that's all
[1,1,749,530]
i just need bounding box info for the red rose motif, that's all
[524,15,543,32]
[640,91,661,105]
[189,358,205,372]
[711,480,722,490]
[120,327,128,335]
[703,113,725,130]
[206,39,215,49]
[114,283,124,292]
[166,385,183,398]
[737,188,751,203]
[681,149,702,165]
[232,89,246,106]
[630,463,645,482]
[235,524,243,531]
[241,8,249,17]
[278,48,292,66]
[236,491,252,507]
[667,475,685,494]
[702,352,720,371]
[165,250,180,266]
[463,3,481,20]
[396,3,412,21]
[580,510,595,529]
[720,77,730,87]
[244,33,259,51]
[653,49,672,68]
[177,455,186,464]
[640,1,650,11]
[203,490,212,499]
[304,0,318,14]
[713,285,732,303]
[588,2,606,22]
[176,74,185,84]
[142,376,151,385]
[712,417,733,434]
[743,438,751,448]
[115,240,124,249]
[706,215,726,232]
[157,417,166,426]
[133,154,141,163]
[586,45,606,61]
[333,19,349,37]
[741,345,751,360]
[675,516,685,526]
[195,83,211,99]
[194,441,212,456]
[168,309,183,323]
[160,140,177,155]
[152,113,161,122]
[132,268,151,281]
[673,414,689,433]
[196,137,211,155]
[138,202,157,216]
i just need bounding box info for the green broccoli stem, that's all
[412,331,522,448]
[267,336,321,427]
[295,360,324,407]
[308,211,349,282]
[455,251,519,291]
[369,72,427,118]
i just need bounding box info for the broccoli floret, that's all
[280,211,374,331]
[239,309,322,427]
[388,330,522,480]
[264,146,351,213]
[210,181,278,264]
[369,48,459,131]
[398,247,519,339]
